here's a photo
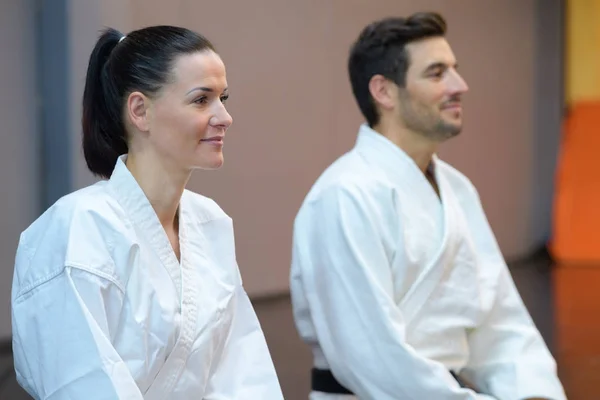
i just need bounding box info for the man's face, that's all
[396,36,469,141]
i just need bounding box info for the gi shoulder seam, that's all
[14,262,125,303]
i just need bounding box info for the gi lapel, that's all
[399,169,461,326]
[144,196,201,400]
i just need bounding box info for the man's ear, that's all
[126,91,151,133]
[368,74,396,111]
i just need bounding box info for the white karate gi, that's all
[290,124,566,400]
[11,155,283,400]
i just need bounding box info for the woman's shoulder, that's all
[182,189,230,223]
[13,182,132,298]
[21,181,129,242]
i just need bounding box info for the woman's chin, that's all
[193,154,224,170]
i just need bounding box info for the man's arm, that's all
[462,265,566,400]
[459,184,567,400]
[294,181,493,399]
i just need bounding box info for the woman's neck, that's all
[125,152,191,230]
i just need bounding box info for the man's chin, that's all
[435,121,462,140]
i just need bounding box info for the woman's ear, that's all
[126,91,151,133]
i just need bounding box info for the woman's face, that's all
[130,50,232,172]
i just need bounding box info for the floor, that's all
[0,250,597,399]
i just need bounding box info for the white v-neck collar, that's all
[107,155,202,397]
[106,155,183,298]
[354,123,443,209]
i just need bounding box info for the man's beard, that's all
[398,94,462,141]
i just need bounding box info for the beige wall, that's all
[64,0,557,298]
[0,0,39,337]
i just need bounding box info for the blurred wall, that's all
[532,0,564,254]
[0,0,564,338]
[0,0,40,337]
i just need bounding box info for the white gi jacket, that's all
[290,124,566,400]
[11,155,283,400]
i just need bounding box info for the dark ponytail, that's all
[82,28,128,179]
[81,25,216,179]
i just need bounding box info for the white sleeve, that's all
[204,285,284,400]
[460,186,566,400]
[294,183,491,400]
[11,267,144,400]
[463,267,566,400]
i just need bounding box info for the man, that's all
[289,12,566,400]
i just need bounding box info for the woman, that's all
[11,26,284,399]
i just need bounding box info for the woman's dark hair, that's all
[82,26,216,179]
[348,12,447,127]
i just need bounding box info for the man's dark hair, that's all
[348,12,447,126]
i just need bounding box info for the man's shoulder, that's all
[307,151,392,198]
[436,159,479,197]
[307,171,393,207]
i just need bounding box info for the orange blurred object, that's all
[551,101,600,263]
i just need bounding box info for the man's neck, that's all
[371,121,438,172]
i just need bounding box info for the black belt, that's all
[311,368,472,395]
[312,368,353,394]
